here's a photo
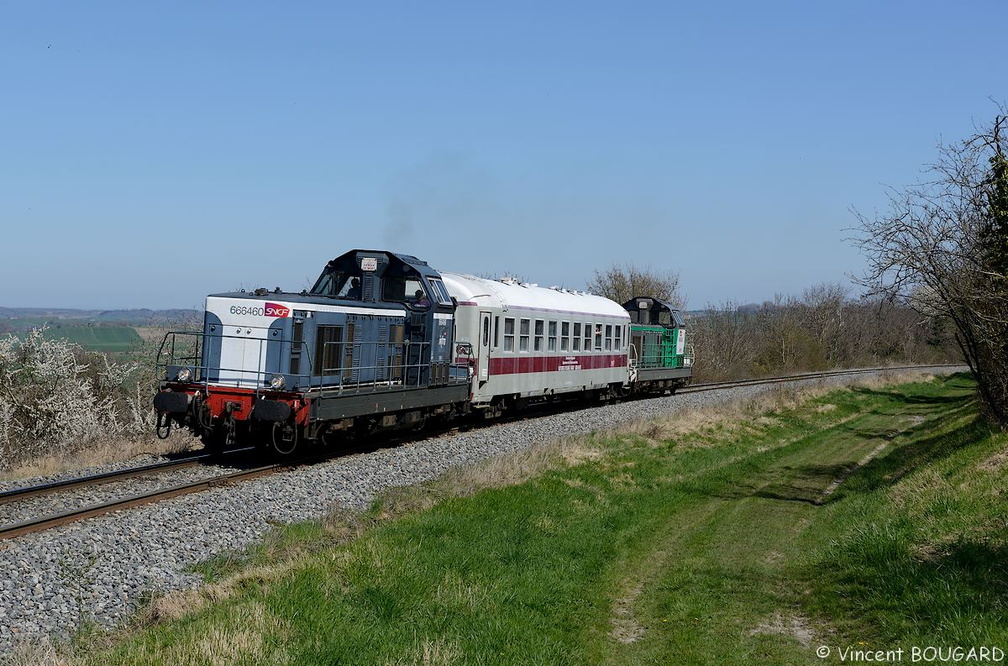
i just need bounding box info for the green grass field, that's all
[74,374,1006,665]
[40,325,143,352]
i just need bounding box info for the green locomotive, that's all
[623,297,693,394]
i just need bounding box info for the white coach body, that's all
[441,273,631,407]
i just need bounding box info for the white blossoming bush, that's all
[0,328,154,466]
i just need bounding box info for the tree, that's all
[800,283,849,367]
[853,107,1008,425]
[587,263,685,309]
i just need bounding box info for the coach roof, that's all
[440,272,628,319]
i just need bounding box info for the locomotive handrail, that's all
[155,329,203,374]
[156,330,469,398]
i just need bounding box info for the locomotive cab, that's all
[306,250,459,386]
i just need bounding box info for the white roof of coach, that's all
[440,272,628,319]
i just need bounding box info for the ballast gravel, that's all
[0,463,246,528]
[0,368,962,653]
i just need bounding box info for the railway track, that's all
[0,454,212,505]
[0,364,962,541]
[680,364,958,395]
[0,463,290,540]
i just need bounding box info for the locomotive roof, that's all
[319,249,442,279]
[622,296,686,327]
[440,272,628,319]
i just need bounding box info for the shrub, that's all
[0,328,154,467]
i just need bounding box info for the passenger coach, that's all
[443,273,632,417]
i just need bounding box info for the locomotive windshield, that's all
[310,271,356,298]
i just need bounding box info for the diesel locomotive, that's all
[153,249,692,454]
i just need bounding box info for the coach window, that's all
[560,322,570,352]
[503,318,515,352]
[615,324,623,351]
[572,323,581,351]
[548,321,557,352]
[584,322,593,352]
[519,318,530,352]
[494,316,500,349]
[534,319,544,352]
[594,324,603,351]
[605,324,613,351]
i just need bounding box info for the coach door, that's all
[477,311,492,382]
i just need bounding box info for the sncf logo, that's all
[265,302,291,318]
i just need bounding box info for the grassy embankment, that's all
[65,373,1006,665]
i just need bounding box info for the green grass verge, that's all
[77,374,1007,665]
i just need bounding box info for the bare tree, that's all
[687,293,955,383]
[801,283,849,367]
[852,107,1008,425]
[587,263,685,309]
[689,301,750,380]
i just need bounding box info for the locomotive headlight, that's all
[176,367,193,382]
[268,374,286,390]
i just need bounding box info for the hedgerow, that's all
[0,328,154,467]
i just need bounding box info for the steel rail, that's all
[0,446,257,506]
[680,364,963,394]
[0,456,210,505]
[0,464,293,541]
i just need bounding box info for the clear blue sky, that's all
[2,1,1005,310]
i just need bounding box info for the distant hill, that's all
[0,308,202,352]
[0,307,200,327]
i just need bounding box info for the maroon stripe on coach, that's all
[487,353,627,376]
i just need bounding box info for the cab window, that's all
[427,278,453,306]
[382,276,425,304]
[310,271,349,297]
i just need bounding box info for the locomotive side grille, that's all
[315,325,344,377]
[376,324,389,381]
[346,322,362,380]
[290,319,304,376]
[391,324,404,381]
